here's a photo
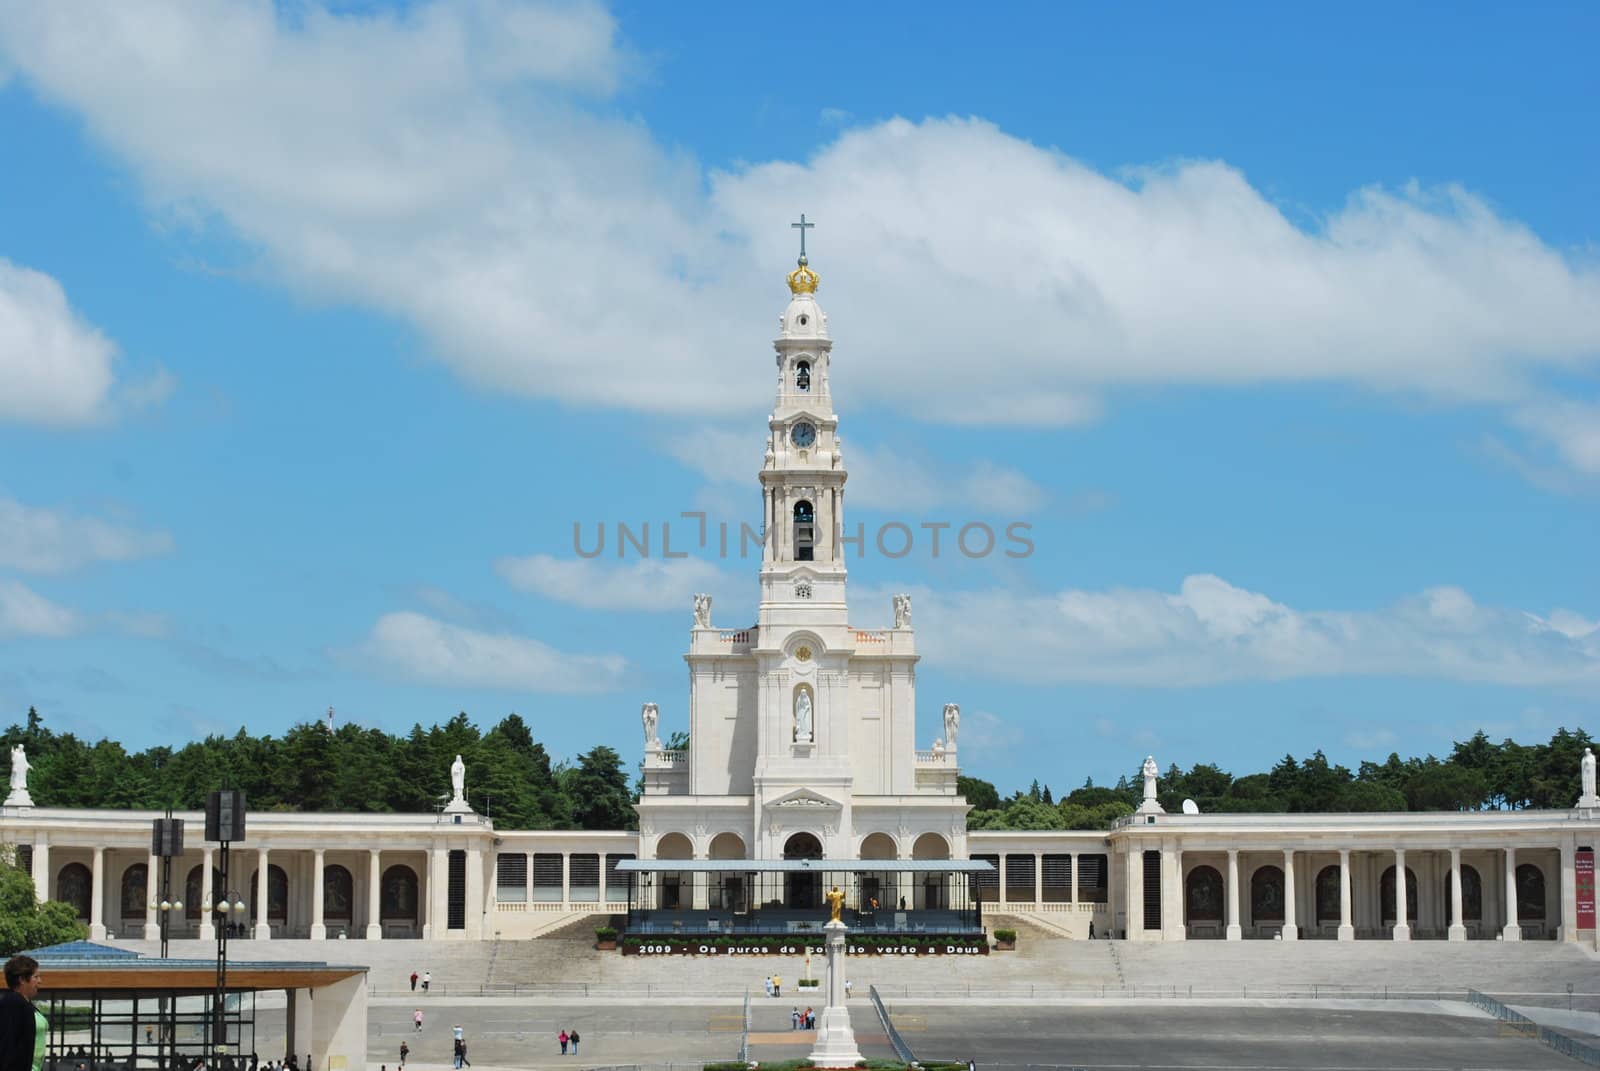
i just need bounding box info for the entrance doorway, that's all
[783,832,823,908]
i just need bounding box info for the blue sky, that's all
[0,1,1596,796]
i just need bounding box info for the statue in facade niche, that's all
[642,702,660,750]
[794,689,813,743]
[892,593,912,629]
[943,703,960,750]
[693,593,712,628]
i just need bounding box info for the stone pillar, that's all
[1162,846,1185,941]
[1123,848,1140,940]
[1448,847,1467,941]
[255,847,272,939]
[89,847,107,940]
[199,847,215,940]
[32,839,50,903]
[366,850,382,940]
[598,852,608,908]
[1559,837,1578,943]
[1225,849,1241,941]
[1393,849,1410,941]
[1503,846,1521,941]
[1034,851,1043,905]
[310,848,327,940]
[1337,849,1354,941]
[1282,849,1297,941]
[143,851,161,939]
[808,919,863,1068]
[465,849,485,940]
[1068,852,1076,903]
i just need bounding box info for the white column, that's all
[366,850,382,940]
[1502,846,1521,941]
[32,839,50,903]
[465,849,484,940]
[1226,849,1241,940]
[1068,852,1076,904]
[198,847,215,940]
[1163,846,1185,941]
[1034,851,1043,906]
[310,848,327,940]
[1282,849,1298,941]
[598,852,608,908]
[144,851,161,939]
[1123,848,1140,939]
[255,847,272,939]
[89,847,107,940]
[1559,838,1578,943]
[1393,849,1410,941]
[1337,849,1353,941]
[1448,847,1467,941]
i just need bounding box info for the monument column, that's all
[1337,849,1354,941]
[89,846,107,940]
[1503,846,1521,941]
[1282,849,1297,941]
[366,849,382,940]
[1448,847,1466,941]
[143,850,161,939]
[310,848,326,940]
[198,846,215,941]
[255,847,272,939]
[465,848,485,940]
[1393,848,1410,941]
[1225,849,1241,941]
[32,838,49,903]
[1162,845,1185,941]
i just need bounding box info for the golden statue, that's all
[825,884,845,923]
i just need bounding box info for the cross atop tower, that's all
[791,213,814,261]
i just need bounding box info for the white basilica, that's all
[1,247,1597,951]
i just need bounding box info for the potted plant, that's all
[798,977,820,989]
[993,927,1017,950]
[594,925,618,950]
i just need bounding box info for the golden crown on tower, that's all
[787,255,820,295]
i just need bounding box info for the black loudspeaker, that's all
[205,789,247,842]
[151,818,185,857]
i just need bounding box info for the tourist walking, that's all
[567,1030,579,1056]
[421,970,431,994]
[1,954,46,1071]
[398,1042,408,1068]
[772,973,782,997]
[558,1030,568,1055]
[763,975,773,998]
[412,1009,423,1033]
[790,1007,800,1030]
[409,971,418,992]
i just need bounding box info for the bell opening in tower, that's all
[795,360,811,391]
[793,500,815,561]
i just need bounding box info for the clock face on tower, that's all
[791,421,817,448]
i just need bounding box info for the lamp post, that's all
[205,789,247,1066]
[151,813,185,959]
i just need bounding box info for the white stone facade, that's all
[1,256,1595,948]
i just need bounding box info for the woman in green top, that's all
[0,954,47,1071]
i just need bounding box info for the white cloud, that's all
[0,494,174,573]
[0,580,81,638]
[1,4,1598,467]
[496,552,741,614]
[0,259,118,425]
[351,610,626,692]
[878,574,1600,688]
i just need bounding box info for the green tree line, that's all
[4,708,1589,833]
[1,707,634,830]
[961,726,1592,830]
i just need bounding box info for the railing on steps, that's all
[868,984,917,1064]
[1467,988,1600,1067]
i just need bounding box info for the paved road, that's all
[250,998,1580,1070]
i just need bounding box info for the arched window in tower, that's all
[793,500,815,561]
[795,360,811,392]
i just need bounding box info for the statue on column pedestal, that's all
[1580,746,1597,806]
[641,702,660,751]
[5,745,32,807]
